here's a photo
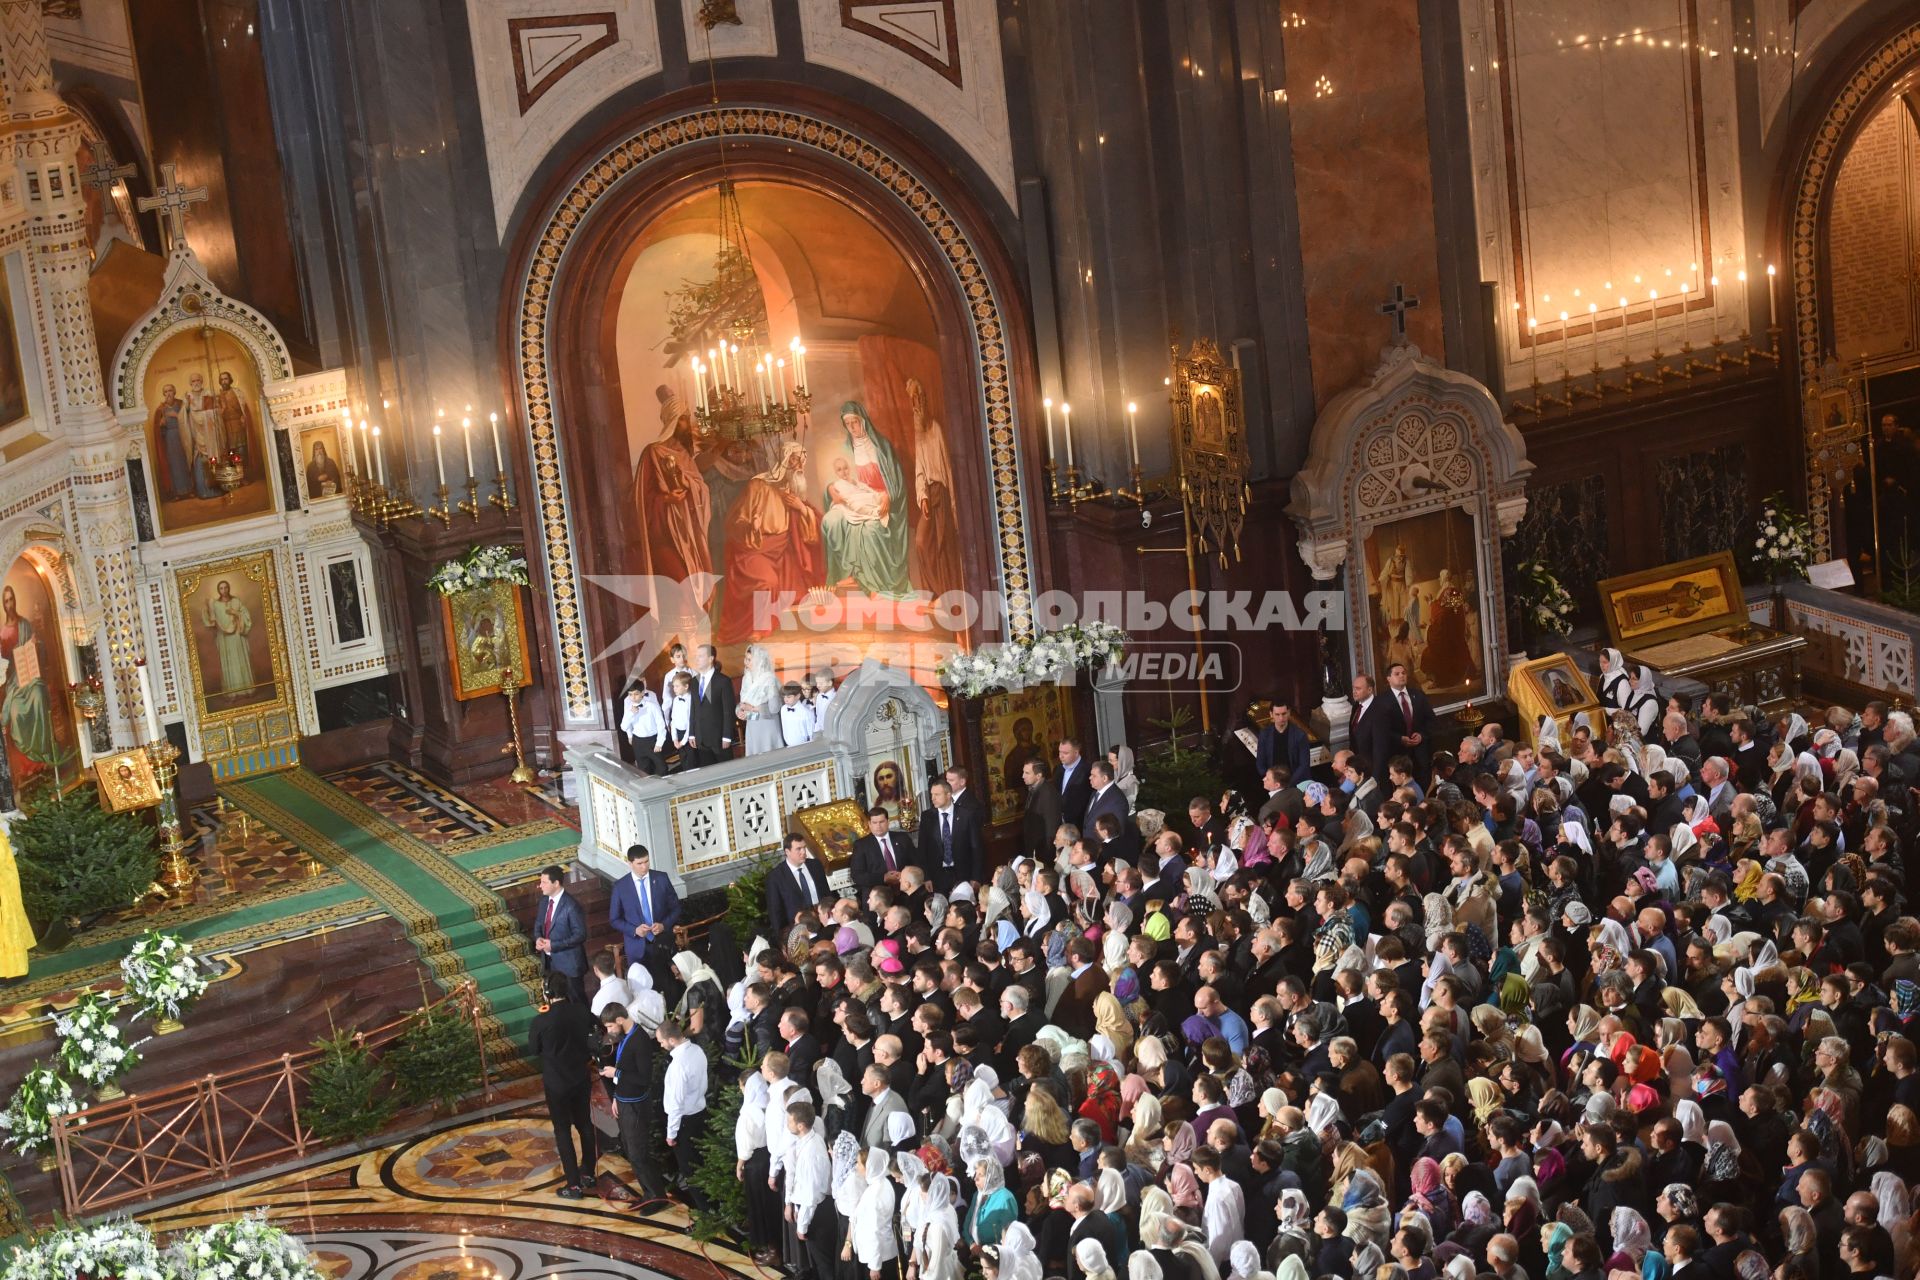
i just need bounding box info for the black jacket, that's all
[526,998,597,1093]
[689,667,737,753]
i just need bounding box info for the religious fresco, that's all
[0,553,77,789]
[980,683,1070,827]
[141,326,275,533]
[177,557,279,716]
[1360,506,1487,704]
[614,181,965,683]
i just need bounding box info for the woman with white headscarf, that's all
[965,1078,1018,1165]
[1598,649,1631,708]
[1020,889,1052,939]
[987,1223,1042,1280]
[1076,1239,1117,1280]
[1228,1241,1274,1280]
[965,1157,1017,1247]
[620,958,667,1028]
[1627,666,1661,737]
[846,1147,898,1279]
[671,950,724,1044]
[1873,1171,1913,1275]
[918,1172,964,1280]
[816,1060,855,1135]
[738,644,783,755]
[1138,1185,1177,1255]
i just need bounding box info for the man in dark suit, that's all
[1019,758,1063,859]
[850,806,915,899]
[687,644,736,768]
[1144,831,1189,905]
[917,779,982,894]
[777,1007,821,1090]
[1382,661,1435,779]
[1255,700,1314,788]
[527,973,597,1198]
[1051,936,1108,1038]
[1093,812,1140,868]
[608,845,680,983]
[1350,673,1397,786]
[531,865,587,1005]
[1055,738,1093,829]
[1066,1183,1126,1280]
[764,832,832,934]
[1083,760,1130,835]
[945,766,986,823]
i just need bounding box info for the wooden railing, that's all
[49,982,493,1216]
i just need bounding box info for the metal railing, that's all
[49,981,492,1216]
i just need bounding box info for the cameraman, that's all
[527,974,596,1199]
[599,1002,666,1201]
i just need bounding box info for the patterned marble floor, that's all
[145,1108,755,1280]
[325,763,578,844]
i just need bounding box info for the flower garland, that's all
[1510,559,1576,637]
[119,931,208,1024]
[52,992,137,1091]
[1748,494,1815,583]
[938,622,1126,699]
[166,1214,323,1280]
[0,1220,168,1280]
[0,1065,81,1157]
[426,545,531,598]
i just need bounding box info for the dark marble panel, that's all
[1503,475,1609,630]
[127,458,156,542]
[1658,444,1750,564]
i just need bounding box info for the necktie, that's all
[796,864,815,904]
[881,838,895,872]
[640,875,652,925]
[942,811,954,865]
[544,897,555,936]
[1399,690,1412,728]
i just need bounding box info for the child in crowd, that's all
[621,684,666,776]
[665,672,694,772]
[809,668,837,734]
[779,682,815,747]
[658,643,692,704]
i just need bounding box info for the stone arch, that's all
[507,103,1038,727]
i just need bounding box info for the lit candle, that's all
[1588,302,1599,367]
[708,348,721,394]
[1043,397,1056,464]
[693,361,706,412]
[728,342,742,390]
[795,343,807,387]
[135,660,159,743]
[489,412,504,473]
[458,416,472,477]
[1649,289,1660,352]
[775,358,788,407]
[1558,310,1570,378]
[371,426,386,486]
[432,423,445,485]
[1127,401,1140,468]
[358,419,370,476]
[1061,402,1074,469]
[1765,263,1778,331]
[342,409,358,475]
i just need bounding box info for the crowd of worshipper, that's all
[634,680,1920,1280]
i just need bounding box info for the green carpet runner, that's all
[221,770,554,1075]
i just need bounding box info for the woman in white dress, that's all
[845,1147,898,1280]
[737,644,783,755]
[916,1174,964,1280]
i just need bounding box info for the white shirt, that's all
[783,1124,833,1231]
[621,692,665,745]
[661,665,691,704]
[663,1040,708,1138]
[666,692,692,738]
[850,1174,900,1266]
[765,1077,801,1175]
[780,702,815,746]
[590,974,633,1019]
[1203,1175,1246,1262]
[735,1087,767,1159]
[811,687,835,733]
[1356,694,1375,715]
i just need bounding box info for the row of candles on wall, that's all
[340,400,516,526]
[688,335,809,413]
[1513,263,1783,418]
[1039,388,1153,504]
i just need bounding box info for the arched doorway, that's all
[509,103,1039,731]
[1784,19,1920,561]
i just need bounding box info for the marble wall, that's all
[1462,0,1761,393]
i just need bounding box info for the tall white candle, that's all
[372,426,386,485]
[1588,303,1599,367]
[432,424,446,485]
[135,660,160,742]
[1127,401,1140,468]
[489,413,504,472]
[776,358,788,407]
[460,416,473,477]
[795,344,807,387]
[1043,397,1056,463]
[1649,289,1660,352]
[1766,264,1778,330]
[1061,402,1074,469]
[358,420,370,478]
[343,412,358,475]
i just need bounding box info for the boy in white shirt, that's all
[780,1098,834,1279]
[808,668,837,735]
[779,682,815,747]
[665,673,694,772]
[659,643,692,705]
[621,685,666,776]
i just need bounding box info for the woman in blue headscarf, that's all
[823,401,911,597]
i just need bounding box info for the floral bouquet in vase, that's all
[1747,494,1814,583]
[119,931,208,1030]
[53,992,138,1097]
[0,1063,83,1160]
[166,1213,324,1280]
[1,1219,169,1280]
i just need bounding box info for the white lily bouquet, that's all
[1747,493,1814,583]
[119,931,208,1024]
[166,1214,323,1280]
[0,1219,168,1280]
[0,1064,82,1156]
[938,621,1127,698]
[52,992,138,1092]
[426,544,531,597]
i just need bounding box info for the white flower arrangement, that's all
[52,992,137,1091]
[165,1213,323,1280]
[1747,494,1814,583]
[119,931,208,1025]
[0,1064,82,1156]
[1511,559,1577,637]
[938,621,1126,698]
[426,544,531,598]
[1,1219,168,1280]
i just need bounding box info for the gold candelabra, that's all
[147,738,194,894]
[499,662,536,785]
[1513,327,1781,423]
[1050,463,1099,507]
[488,469,515,514]
[456,476,482,522]
[427,482,452,526]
